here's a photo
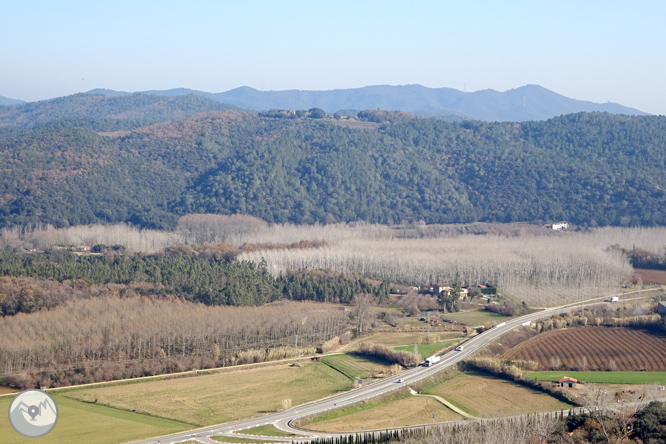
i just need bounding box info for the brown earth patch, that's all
[502,326,666,371]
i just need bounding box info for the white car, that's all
[397,378,404,383]
[455,346,464,351]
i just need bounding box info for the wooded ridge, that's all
[1,110,665,229]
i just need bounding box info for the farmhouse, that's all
[558,377,577,388]
[658,301,666,316]
[433,284,452,295]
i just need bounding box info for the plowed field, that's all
[502,327,666,371]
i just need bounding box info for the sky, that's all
[1,0,665,115]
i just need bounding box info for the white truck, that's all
[610,296,619,303]
[424,356,441,366]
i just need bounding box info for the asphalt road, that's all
[131,290,655,444]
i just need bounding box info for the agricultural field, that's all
[394,292,440,310]
[320,354,394,380]
[441,309,507,326]
[304,395,462,431]
[394,339,463,358]
[64,361,350,426]
[0,395,187,444]
[502,327,666,371]
[353,331,462,347]
[210,437,267,443]
[527,371,666,385]
[634,268,666,285]
[425,372,573,418]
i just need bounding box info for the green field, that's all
[65,361,351,426]
[240,424,297,437]
[425,371,572,418]
[394,339,462,358]
[320,354,393,380]
[527,371,666,385]
[441,310,507,326]
[210,437,268,443]
[0,395,187,444]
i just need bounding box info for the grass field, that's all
[304,395,462,431]
[425,372,572,418]
[64,362,351,426]
[394,339,462,358]
[210,437,267,443]
[527,371,666,385]
[441,310,507,326]
[503,327,666,371]
[358,332,461,347]
[240,424,297,437]
[320,354,393,380]
[0,395,187,444]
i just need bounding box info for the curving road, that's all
[131,290,655,444]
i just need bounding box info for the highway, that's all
[131,290,655,444]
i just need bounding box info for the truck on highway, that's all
[424,356,441,366]
[610,296,619,303]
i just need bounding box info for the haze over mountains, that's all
[0,95,25,106]
[2,85,647,122]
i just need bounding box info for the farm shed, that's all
[658,301,666,316]
[558,377,577,388]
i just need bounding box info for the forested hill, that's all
[0,93,236,127]
[1,111,665,229]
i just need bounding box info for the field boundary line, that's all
[412,393,476,419]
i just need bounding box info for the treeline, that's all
[0,297,348,388]
[2,111,666,229]
[306,402,666,444]
[611,245,666,270]
[0,248,389,313]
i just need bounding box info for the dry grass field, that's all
[306,396,462,431]
[0,395,187,444]
[427,372,572,418]
[64,361,350,426]
[502,327,666,371]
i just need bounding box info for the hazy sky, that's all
[2,0,665,114]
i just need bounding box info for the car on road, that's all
[455,345,464,351]
[397,378,404,383]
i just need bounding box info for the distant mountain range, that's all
[82,84,647,122]
[0,84,647,123]
[0,95,25,106]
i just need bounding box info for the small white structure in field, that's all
[552,222,569,231]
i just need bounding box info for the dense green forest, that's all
[1,109,666,228]
[0,248,388,314]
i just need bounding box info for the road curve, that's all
[131,290,655,444]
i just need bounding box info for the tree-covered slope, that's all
[0,111,665,229]
[0,93,237,127]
